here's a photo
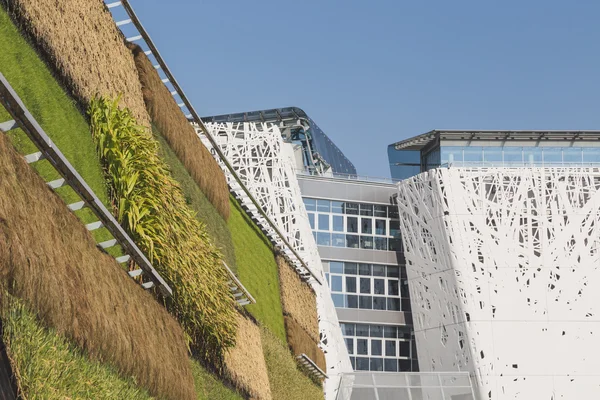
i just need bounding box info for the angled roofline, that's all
[391,129,600,150]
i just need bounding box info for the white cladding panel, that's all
[203,122,352,398]
[396,167,600,400]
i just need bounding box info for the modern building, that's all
[201,108,419,378]
[298,173,418,373]
[388,130,600,400]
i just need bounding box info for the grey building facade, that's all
[297,173,418,372]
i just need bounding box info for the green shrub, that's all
[2,299,153,400]
[88,96,237,365]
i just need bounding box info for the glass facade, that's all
[325,261,411,312]
[437,146,600,168]
[304,198,402,251]
[309,119,357,175]
[340,322,417,372]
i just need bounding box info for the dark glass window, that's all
[346,277,357,293]
[388,206,399,219]
[359,264,371,275]
[371,340,382,356]
[346,235,359,248]
[402,298,412,311]
[361,218,372,234]
[399,341,411,357]
[390,220,401,238]
[370,326,383,337]
[374,205,387,217]
[385,340,396,357]
[346,295,358,308]
[346,217,358,233]
[372,265,386,276]
[398,359,412,371]
[384,359,398,372]
[374,237,388,250]
[375,219,386,235]
[360,278,371,294]
[360,236,374,249]
[359,204,373,216]
[356,324,369,337]
[388,280,399,296]
[384,326,397,338]
[370,358,383,371]
[387,298,400,311]
[387,266,400,278]
[373,297,386,310]
[374,279,385,295]
[357,339,368,355]
[341,323,355,336]
[344,263,358,275]
[345,203,359,215]
[359,296,372,309]
[389,238,402,251]
[356,357,369,371]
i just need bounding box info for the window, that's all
[341,323,355,336]
[308,213,315,229]
[374,205,387,217]
[371,340,382,356]
[318,214,329,231]
[332,233,345,247]
[385,341,396,357]
[346,295,358,308]
[370,358,383,371]
[356,325,369,337]
[332,294,344,307]
[344,263,358,275]
[330,261,343,274]
[303,198,316,212]
[361,218,372,234]
[359,296,372,309]
[360,236,374,249]
[331,201,344,214]
[317,232,330,246]
[317,199,330,213]
[346,235,359,248]
[374,279,385,295]
[374,237,388,250]
[347,217,358,233]
[345,338,354,354]
[333,215,344,232]
[359,264,371,275]
[387,298,400,311]
[331,276,343,292]
[360,278,371,294]
[373,265,386,276]
[375,219,386,235]
[388,280,399,296]
[356,357,369,371]
[373,297,386,310]
[370,325,383,337]
[345,203,359,215]
[357,339,368,355]
[385,359,398,372]
[360,204,373,216]
[346,277,357,293]
[399,341,411,357]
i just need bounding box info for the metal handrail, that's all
[108,0,322,285]
[0,73,172,296]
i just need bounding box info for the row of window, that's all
[346,337,411,358]
[314,232,402,251]
[304,198,399,219]
[328,262,406,279]
[350,357,413,372]
[309,214,394,236]
[331,294,410,311]
[340,323,412,339]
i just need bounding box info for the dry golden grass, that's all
[277,255,320,343]
[223,314,272,400]
[3,0,151,128]
[129,43,230,220]
[284,317,326,373]
[0,132,195,400]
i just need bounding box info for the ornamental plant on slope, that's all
[88,96,237,364]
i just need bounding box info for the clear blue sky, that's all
[131,0,600,178]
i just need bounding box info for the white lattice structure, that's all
[202,122,352,398]
[396,167,600,400]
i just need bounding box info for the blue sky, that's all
[131,0,600,177]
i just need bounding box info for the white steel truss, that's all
[201,121,352,398]
[396,167,600,400]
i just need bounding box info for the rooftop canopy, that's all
[392,130,600,151]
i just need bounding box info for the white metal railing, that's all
[295,168,401,185]
[335,372,476,400]
[441,161,600,169]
